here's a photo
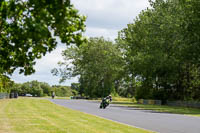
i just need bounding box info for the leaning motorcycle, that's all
[99,98,110,109]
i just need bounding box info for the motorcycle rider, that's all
[107,95,112,102]
[52,91,55,99]
[100,95,112,109]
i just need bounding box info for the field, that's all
[0,98,154,133]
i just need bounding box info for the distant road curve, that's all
[49,99,200,133]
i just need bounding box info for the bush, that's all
[135,86,152,100]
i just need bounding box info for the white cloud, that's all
[72,0,150,30]
[34,45,64,73]
[85,27,118,40]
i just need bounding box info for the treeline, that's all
[15,81,74,97]
[54,0,200,102]
[0,76,75,97]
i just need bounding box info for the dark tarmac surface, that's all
[49,99,200,133]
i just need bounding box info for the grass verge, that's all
[0,98,154,133]
[112,101,200,117]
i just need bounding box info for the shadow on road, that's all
[110,105,177,114]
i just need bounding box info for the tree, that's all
[19,80,43,96]
[52,85,72,97]
[28,80,43,97]
[117,0,200,101]
[0,74,14,93]
[52,37,124,97]
[10,83,22,94]
[0,0,86,75]
[71,82,83,95]
[20,82,31,95]
[40,82,52,96]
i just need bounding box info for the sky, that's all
[10,0,150,86]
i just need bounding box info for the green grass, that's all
[112,101,200,117]
[112,97,134,102]
[0,98,154,133]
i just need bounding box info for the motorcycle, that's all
[99,97,111,109]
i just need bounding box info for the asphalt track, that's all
[49,99,200,133]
